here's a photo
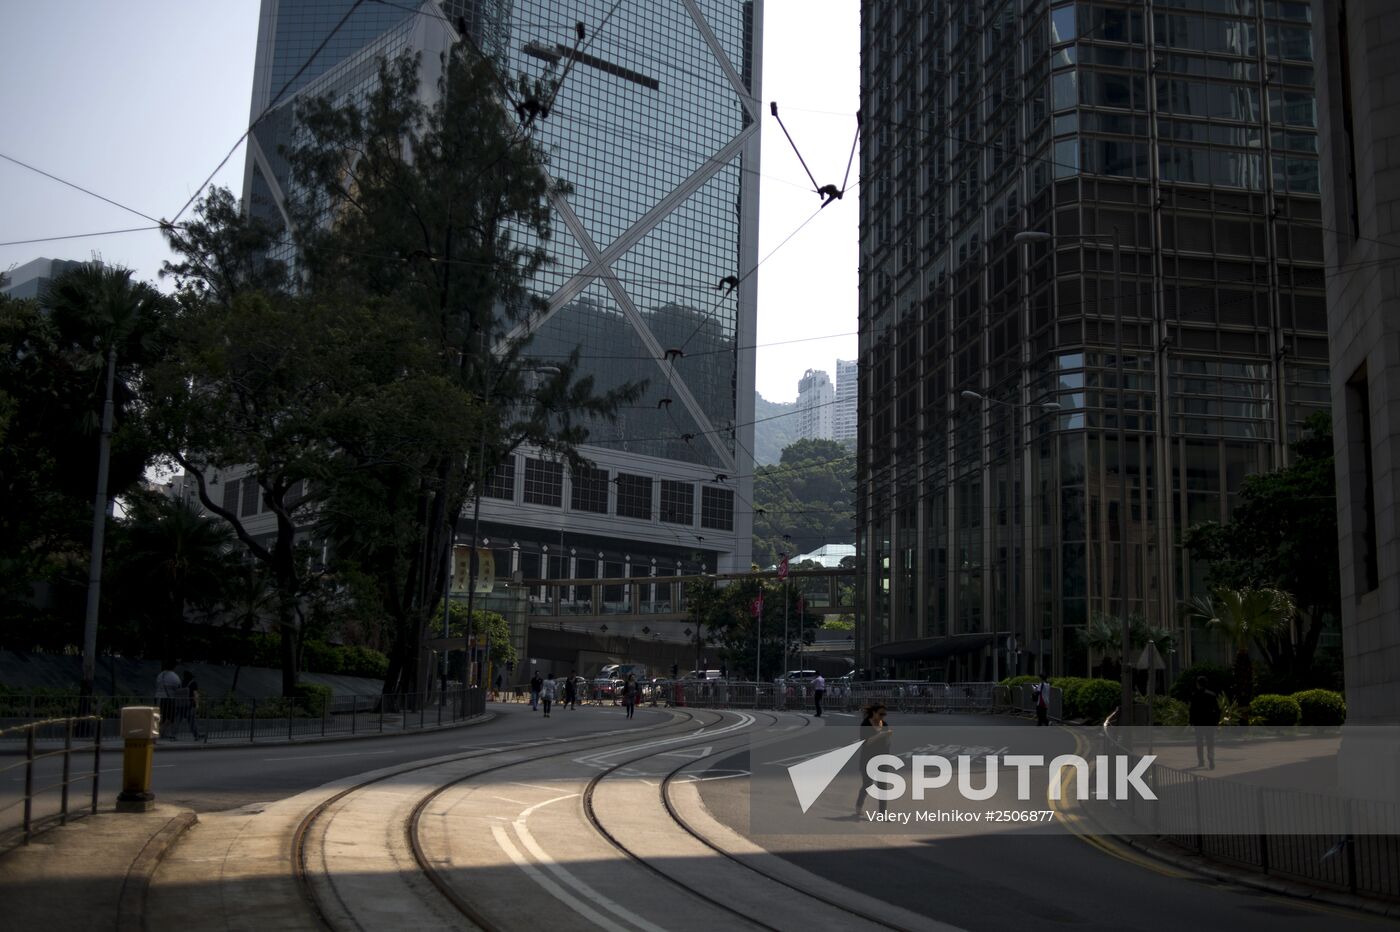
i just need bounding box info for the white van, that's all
[683,669,723,681]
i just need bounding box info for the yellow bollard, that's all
[116,706,160,812]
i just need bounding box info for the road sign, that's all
[1136,642,1166,671]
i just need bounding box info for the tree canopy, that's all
[751,438,854,568]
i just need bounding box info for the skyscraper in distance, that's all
[796,368,834,441]
[239,1,761,585]
[834,358,858,444]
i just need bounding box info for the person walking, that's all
[811,673,827,717]
[564,670,578,710]
[179,670,204,741]
[1189,676,1218,769]
[529,672,543,711]
[155,662,181,739]
[855,703,892,816]
[541,673,558,717]
[1033,673,1051,726]
[622,674,638,719]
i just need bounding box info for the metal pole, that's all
[783,559,790,676]
[442,535,452,703]
[81,345,118,704]
[464,487,483,687]
[1116,234,1133,727]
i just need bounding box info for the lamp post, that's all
[959,389,1060,686]
[1015,228,1133,724]
[780,533,791,675]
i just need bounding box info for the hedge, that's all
[1248,693,1302,726]
[1291,688,1346,725]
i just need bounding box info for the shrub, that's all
[1072,679,1123,722]
[1248,693,1301,726]
[1291,688,1346,725]
[1001,675,1039,687]
[1169,662,1233,702]
[291,682,333,716]
[339,645,390,679]
[1136,694,1188,726]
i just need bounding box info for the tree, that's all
[1183,413,1338,685]
[1183,586,1297,706]
[280,45,639,698]
[752,438,855,567]
[108,492,234,663]
[686,578,819,681]
[445,601,515,680]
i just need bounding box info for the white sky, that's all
[0,1,858,405]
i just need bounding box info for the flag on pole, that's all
[777,555,789,580]
[750,595,765,618]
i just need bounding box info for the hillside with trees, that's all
[751,438,855,568]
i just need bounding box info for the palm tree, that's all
[1080,612,1125,679]
[117,494,233,663]
[1184,586,1296,705]
[42,263,167,700]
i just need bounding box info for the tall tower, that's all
[240,0,761,583]
[834,358,858,444]
[857,0,1325,679]
[796,368,835,441]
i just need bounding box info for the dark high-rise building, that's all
[239,1,761,583]
[856,0,1326,679]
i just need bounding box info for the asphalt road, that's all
[697,712,1388,932]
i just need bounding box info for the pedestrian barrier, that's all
[0,716,102,844]
[1098,718,1400,901]
[0,688,486,746]
[657,681,1011,716]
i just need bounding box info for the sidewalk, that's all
[0,710,497,931]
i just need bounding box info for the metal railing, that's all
[0,716,101,844]
[0,689,486,746]
[1098,718,1400,901]
[654,680,1013,714]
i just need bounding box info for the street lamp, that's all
[958,389,1059,686]
[1016,227,1138,724]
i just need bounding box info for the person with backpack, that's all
[621,674,638,719]
[855,703,892,816]
[540,673,558,717]
[564,670,578,710]
[529,672,543,711]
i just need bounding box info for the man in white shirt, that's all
[812,673,827,717]
[155,663,182,738]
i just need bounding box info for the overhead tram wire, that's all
[0,152,162,225]
[169,0,369,226]
[0,226,166,248]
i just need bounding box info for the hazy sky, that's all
[0,1,858,404]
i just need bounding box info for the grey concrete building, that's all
[856,0,1327,680]
[835,357,859,444]
[1315,0,1400,725]
[0,257,83,299]
[796,367,835,441]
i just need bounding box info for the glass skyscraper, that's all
[241,0,761,582]
[856,0,1325,679]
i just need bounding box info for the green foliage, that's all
[752,439,854,568]
[290,682,332,716]
[1000,675,1040,687]
[1183,413,1339,684]
[1183,586,1297,705]
[1291,688,1346,725]
[686,577,820,681]
[1248,693,1302,726]
[1137,694,1189,726]
[446,603,516,669]
[752,393,801,466]
[1169,662,1235,702]
[1060,678,1121,721]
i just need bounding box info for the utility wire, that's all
[0,152,161,225]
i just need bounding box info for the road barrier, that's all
[0,716,102,844]
[0,688,486,747]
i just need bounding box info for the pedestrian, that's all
[812,672,827,717]
[541,673,557,717]
[155,662,181,738]
[179,670,204,741]
[1033,673,1051,726]
[494,672,503,702]
[530,672,543,711]
[565,670,578,710]
[855,703,892,816]
[1189,676,1218,769]
[622,673,638,719]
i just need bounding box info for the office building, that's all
[834,357,858,444]
[1315,0,1400,725]
[856,0,1326,679]
[796,368,834,441]
[240,1,761,581]
[1,257,83,299]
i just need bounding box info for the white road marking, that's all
[509,781,568,792]
[490,795,528,805]
[491,823,624,930]
[510,794,664,932]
